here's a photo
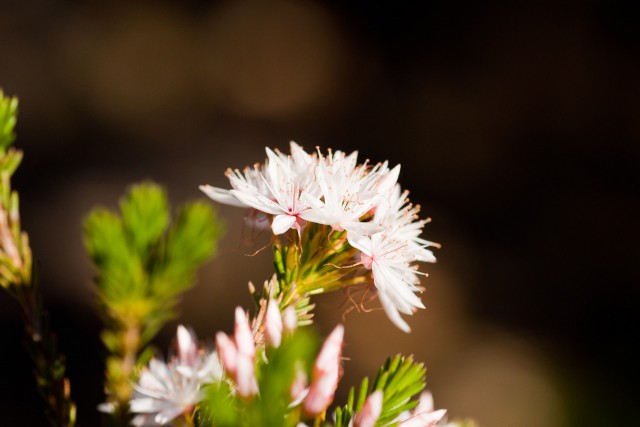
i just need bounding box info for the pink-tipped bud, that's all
[265,299,283,348]
[215,332,238,375]
[235,353,258,398]
[283,305,298,334]
[313,324,344,378]
[234,307,255,358]
[303,324,344,415]
[290,363,308,403]
[354,390,384,427]
[177,325,198,367]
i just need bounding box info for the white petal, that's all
[199,185,247,207]
[177,325,197,367]
[346,233,373,256]
[373,263,425,310]
[230,189,283,215]
[154,406,184,425]
[378,290,411,333]
[272,214,297,235]
[299,208,334,225]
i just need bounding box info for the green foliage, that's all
[84,182,223,343]
[84,182,224,414]
[334,355,426,427]
[201,329,320,427]
[0,89,18,153]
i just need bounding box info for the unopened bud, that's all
[265,299,283,348]
[215,332,237,375]
[234,307,255,358]
[283,305,298,334]
[303,324,344,415]
[235,354,258,398]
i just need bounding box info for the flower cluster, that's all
[126,327,222,426]
[201,142,438,332]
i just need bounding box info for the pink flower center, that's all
[360,253,374,270]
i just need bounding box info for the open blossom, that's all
[129,326,222,426]
[374,184,438,263]
[299,149,397,235]
[201,142,319,235]
[348,232,427,333]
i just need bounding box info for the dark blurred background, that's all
[1,0,639,425]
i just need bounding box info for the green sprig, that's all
[0,89,76,426]
[84,182,224,422]
[334,355,426,427]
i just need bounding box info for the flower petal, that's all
[378,290,411,333]
[199,185,247,207]
[272,214,297,235]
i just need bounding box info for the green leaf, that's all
[201,382,240,427]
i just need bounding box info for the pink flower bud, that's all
[303,325,344,415]
[283,305,298,333]
[265,299,283,348]
[313,324,344,378]
[354,390,384,427]
[290,364,308,403]
[215,332,238,375]
[235,353,258,398]
[234,307,255,358]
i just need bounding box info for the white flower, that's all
[348,232,426,333]
[299,149,398,236]
[374,184,438,263]
[201,142,320,235]
[129,326,222,426]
